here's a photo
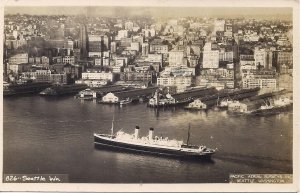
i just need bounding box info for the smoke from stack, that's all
[134,126,140,139]
[149,127,154,140]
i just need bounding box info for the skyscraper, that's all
[79,24,88,59]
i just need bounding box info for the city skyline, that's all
[2,1,295,189]
[5,7,292,20]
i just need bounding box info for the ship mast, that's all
[111,115,114,138]
[187,123,191,146]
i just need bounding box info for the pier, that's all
[101,87,158,103]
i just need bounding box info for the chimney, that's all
[149,128,154,140]
[134,126,140,139]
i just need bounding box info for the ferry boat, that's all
[94,119,216,159]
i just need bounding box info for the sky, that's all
[4,7,292,20]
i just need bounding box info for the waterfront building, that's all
[242,78,277,91]
[241,69,277,91]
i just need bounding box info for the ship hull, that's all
[251,104,293,115]
[94,135,213,160]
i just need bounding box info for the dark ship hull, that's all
[94,134,214,160]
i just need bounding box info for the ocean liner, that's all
[94,119,216,159]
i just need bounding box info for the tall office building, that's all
[79,24,88,59]
[111,42,117,53]
[142,43,149,56]
[88,35,102,58]
[102,35,110,51]
[202,43,219,68]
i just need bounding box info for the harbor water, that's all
[3,96,293,183]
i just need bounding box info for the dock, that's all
[4,82,52,96]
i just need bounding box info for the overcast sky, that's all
[5,7,292,20]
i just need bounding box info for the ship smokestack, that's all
[134,126,140,139]
[149,128,154,140]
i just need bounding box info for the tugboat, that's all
[251,98,293,115]
[94,119,216,159]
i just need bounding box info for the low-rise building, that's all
[9,53,28,65]
[62,56,75,64]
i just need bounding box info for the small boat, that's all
[77,88,97,100]
[119,98,132,105]
[94,119,216,159]
[184,99,207,110]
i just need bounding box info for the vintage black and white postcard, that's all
[0,0,299,192]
